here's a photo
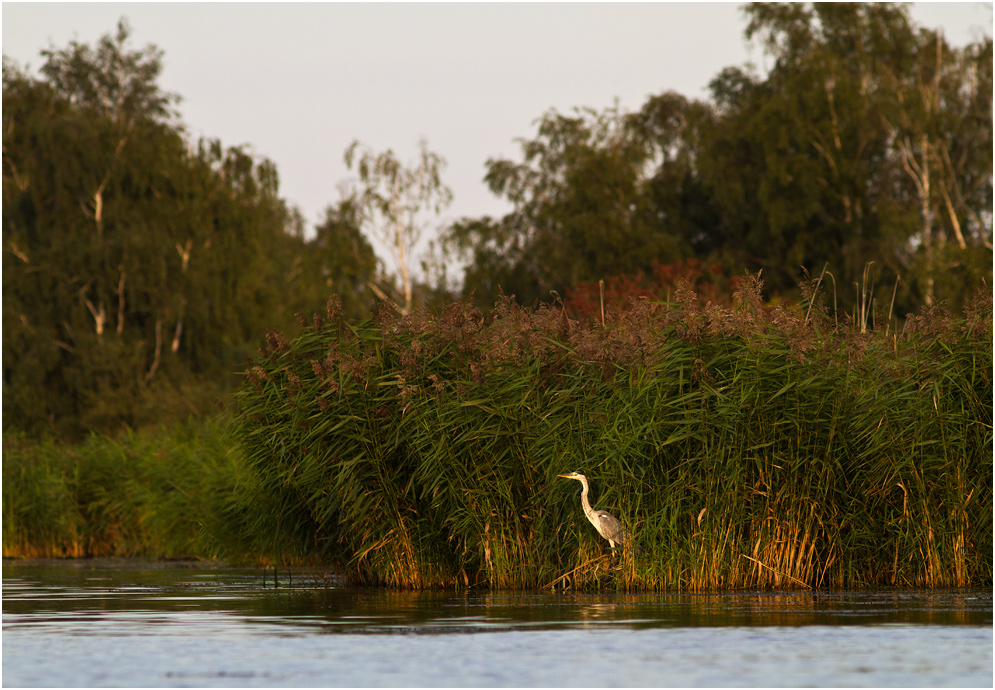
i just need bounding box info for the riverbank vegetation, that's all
[3,6,992,591]
[4,6,991,441]
[222,278,992,590]
[6,281,990,590]
[2,420,238,559]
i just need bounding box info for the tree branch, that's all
[84,297,106,337]
[145,318,162,382]
[115,266,126,335]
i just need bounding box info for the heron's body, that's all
[557,472,633,550]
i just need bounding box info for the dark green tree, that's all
[700,3,920,302]
[2,21,314,438]
[294,197,380,323]
[446,3,990,318]
[629,92,723,262]
[445,104,681,307]
[878,28,993,309]
[706,2,990,312]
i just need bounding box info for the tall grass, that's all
[226,281,993,590]
[6,278,988,590]
[2,420,239,559]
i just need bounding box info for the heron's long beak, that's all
[557,473,572,478]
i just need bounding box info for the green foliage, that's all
[735,2,992,311]
[6,9,989,444]
[294,200,380,324]
[38,18,179,125]
[226,281,992,590]
[446,3,992,317]
[446,103,685,308]
[2,419,238,559]
[3,20,377,439]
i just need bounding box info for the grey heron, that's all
[557,471,636,552]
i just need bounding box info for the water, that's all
[3,559,991,687]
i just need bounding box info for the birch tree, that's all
[344,140,453,314]
[3,22,312,437]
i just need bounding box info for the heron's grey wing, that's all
[594,511,627,545]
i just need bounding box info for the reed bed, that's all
[2,420,237,559]
[226,280,993,590]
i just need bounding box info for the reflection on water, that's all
[2,559,992,687]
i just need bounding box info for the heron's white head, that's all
[557,471,586,482]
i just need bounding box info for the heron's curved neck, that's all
[577,476,594,517]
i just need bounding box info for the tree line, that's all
[3,4,992,438]
[2,21,381,438]
[446,3,992,315]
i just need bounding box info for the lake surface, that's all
[2,558,992,687]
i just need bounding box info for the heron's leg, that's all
[608,543,623,570]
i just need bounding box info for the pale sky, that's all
[3,2,992,263]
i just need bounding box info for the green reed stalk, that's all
[221,284,992,590]
[2,420,236,559]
